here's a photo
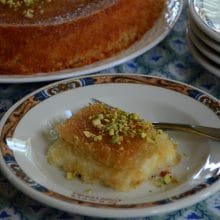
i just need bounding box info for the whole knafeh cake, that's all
[0,0,165,75]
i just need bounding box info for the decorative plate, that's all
[190,0,220,42]
[189,15,220,53]
[0,74,219,218]
[0,0,183,83]
[188,25,220,65]
[187,31,220,77]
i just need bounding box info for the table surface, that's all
[0,2,220,220]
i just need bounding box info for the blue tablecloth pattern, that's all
[0,2,220,220]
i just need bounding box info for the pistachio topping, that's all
[66,171,76,180]
[83,131,94,138]
[0,0,52,18]
[140,132,147,138]
[84,105,154,145]
[152,170,178,187]
[93,135,102,142]
[84,189,92,194]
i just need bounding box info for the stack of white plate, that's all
[188,0,220,77]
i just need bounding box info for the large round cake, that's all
[0,0,165,75]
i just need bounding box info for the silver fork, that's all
[91,98,220,141]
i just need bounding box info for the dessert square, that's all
[47,103,179,191]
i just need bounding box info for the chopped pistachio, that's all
[24,9,34,18]
[84,189,92,194]
[83,131,94,138]
[97,113,104,120]
[109,128,115,136]
[129,113,140,120]
[140,132,147,138]
[86,104,155,145]
[0,0,53,18]
[96,124,104,129]
[143,122,151,129]
[147,137,155,144]
[66,172,76,180]
[153,178,164,187]
[152,171,177,187]
[104,118,110,123]
[163,174,172,184]
[157,129,164,135]
[111,135,123,144]
[93,135,102,142]
[0,0,6,4]
[24,0,34,6]
[92,118,101,127]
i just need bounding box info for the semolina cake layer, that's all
[47,136,178,191]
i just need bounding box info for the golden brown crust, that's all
[0,0,165,75]
[55,103,156,169]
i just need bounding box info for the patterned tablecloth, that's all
[0,2,220,220]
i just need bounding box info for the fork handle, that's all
[153,122,220,141]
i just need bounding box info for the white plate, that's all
[188,25,220,65]
[189,0,220,43]
[0,0,183,84]
[0,74,220,218]
[189,15,220,53]
[187,32,220,77]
